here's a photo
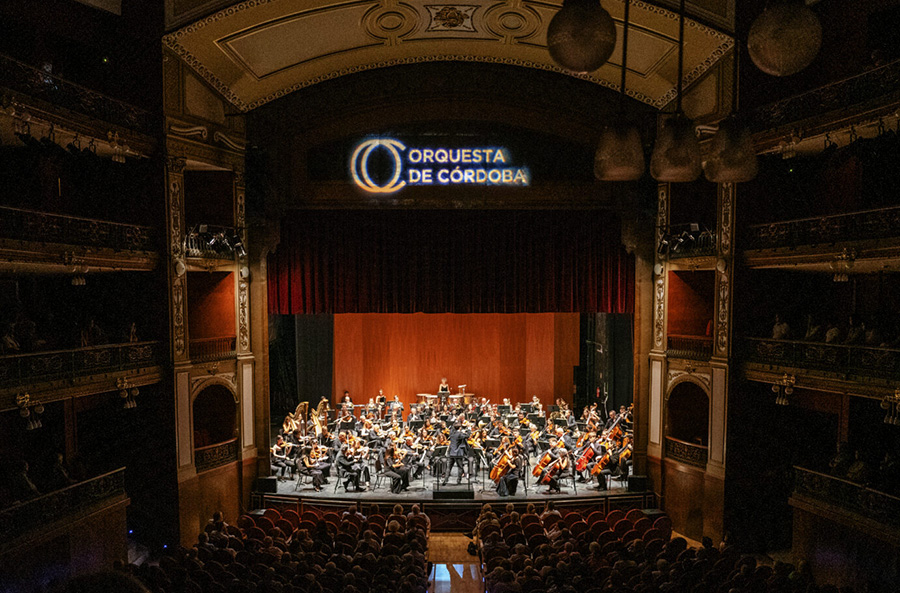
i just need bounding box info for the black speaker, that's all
[628,475,648,492]
[254,476,278,493]
[433,489,475,500]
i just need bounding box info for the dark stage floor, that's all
[269,467,631,502]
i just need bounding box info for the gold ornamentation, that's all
[426,5,477,32]
[238,281,250,352]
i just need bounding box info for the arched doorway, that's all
[193,384,236,449]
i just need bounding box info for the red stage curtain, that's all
[268,210,634,314]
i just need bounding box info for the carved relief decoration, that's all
[238,281,250,352]
[715,274,729,356]
[173,279,186,357]
[191,372,238,396]
[162,0,733,112]
[169,123,209,140]
[667,369,711,392]
[654,278,665,350]
[719,182,733,257]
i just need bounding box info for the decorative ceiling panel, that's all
[163,0,733,112]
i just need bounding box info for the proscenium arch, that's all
[164,0,733,113]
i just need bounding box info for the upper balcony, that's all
[743,337,900,393]
[0,467,128,554]
[743,206,900,271]
[0,206,159,272]
[0,54,156,153]
[791,466,900,542]
[0,341,164,410]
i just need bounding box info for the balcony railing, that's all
[793,466,900,529]
[667,232,717,259]
[744,206,900,251]
[665,437,708,468]
[184,225,240,260]
[0,53,156,136]
[0,206,156,252]
[0,341,162,389]
[0,467,126,548]
[194,438,240,473]
[667,334,713,361]
[745,337,900,381]
[189,336,237,362]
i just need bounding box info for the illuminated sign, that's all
[351,138,530,194]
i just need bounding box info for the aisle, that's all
[428,533,483,593]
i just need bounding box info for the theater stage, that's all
[251,471,657,532]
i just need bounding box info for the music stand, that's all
[432,445,449,489]
[548,405,560,414]
[484,438,500,450]
[518,427,530,437]
[327,410,338,421]
[479,415,491,426]
[409,420,424,432]
[520,404,533,414]
[339,421,356,433]
[497,405,511,415]
[553,418,567,429]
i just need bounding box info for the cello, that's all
[490,451,512,482]
[539,452,568,484]
[575,434,597,472]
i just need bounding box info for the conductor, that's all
[443,422,470,485]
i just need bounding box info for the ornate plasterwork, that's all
[715,274,729,356]
[173,279,186,357]
[719,182,733,256]
[667,368,712,393]
[654,278,666,349]
[191,372,238,398]
[238,281,250,352]
[162,0,733,112]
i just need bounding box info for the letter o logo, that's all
[351,139,407,194]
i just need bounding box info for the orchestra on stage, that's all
[273,382,633,497]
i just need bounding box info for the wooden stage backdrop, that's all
[332,313,580,409]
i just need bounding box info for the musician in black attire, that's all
[381,442,410,494]
[538,437,565,494]
[337,445,363,491]
[496,445,523,497]
[443,423,470,484]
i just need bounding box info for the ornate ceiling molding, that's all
[163,0,732,112]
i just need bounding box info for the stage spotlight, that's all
[231,234,246,258]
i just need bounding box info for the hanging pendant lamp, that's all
[595,0,644,181]
[748,0,821,77]
[547,0,617,74]
[704,46,758,182]
[650,0,701,182]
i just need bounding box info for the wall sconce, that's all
[16,393,44,430]
[117,378,139,409]
[772,373,795,405]
[882,389,900,425]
